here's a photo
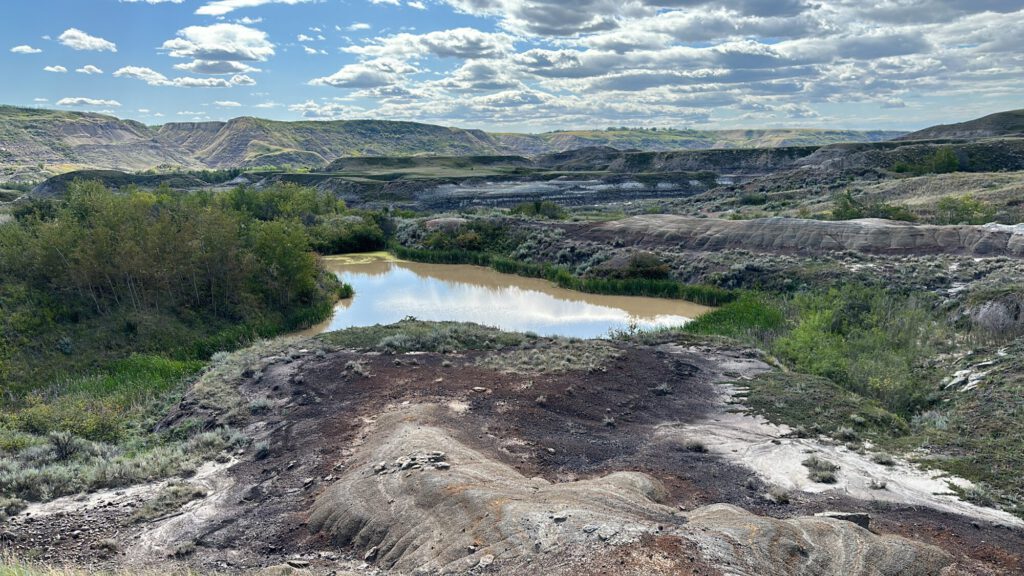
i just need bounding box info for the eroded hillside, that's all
[4,323,1021,575]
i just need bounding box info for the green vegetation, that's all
[935,194,996,224]
[802,455,840,483]
[0,180,353,390]
[681,293,785,346]
[392,244,735,306]
[509,200,566,219]
[892,145,960,175]
[739,372,908,441]
[685,285,945,417]
[831,190,916,221]
[319,318,531,353]
[0,180,387,507]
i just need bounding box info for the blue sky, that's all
[3,0,1023,132]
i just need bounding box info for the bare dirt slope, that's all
[571,215,1024,258]
[4,327,1021,575]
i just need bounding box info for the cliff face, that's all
[578,215,1024,258]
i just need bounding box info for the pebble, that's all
[364,546,379,562]
[472,387,487,393]
[478,554,495,568]
[286,559,310,568]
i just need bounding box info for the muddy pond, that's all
[303,253,711,338]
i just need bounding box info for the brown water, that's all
[302,253,712,339]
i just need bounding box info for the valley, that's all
[1,108,1023,575]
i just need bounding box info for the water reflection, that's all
[304,257,711,339]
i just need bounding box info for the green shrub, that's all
[802,456,839,483]
[510,200,566,219]
[935,194,996,225]
[831,190,916,222]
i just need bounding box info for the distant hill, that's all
[896,109,1024,141]
[1,105,909,182]
[494,128,903,154]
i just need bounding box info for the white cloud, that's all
[114,66,170,84]
[369,0,401,5]
[345,28,515,60]
[114,65,253,87]
[138,108,151,113]
[195,0,316,17]
[10,45,42,54]
[33,98,49,103]
[237,16,263,24]
[408,1,426,8]
[214,100,242,106]
[57,97,122,107]
[120,0,185,3]
[76,65,103,75]
[348,22,371,31]
[288,99,359,119]
[173,60,260,74]
[297,33,314,42]
[162,24,275,62]
[58,28,117,52]
[43,65,68,73]
[310,58,417,88]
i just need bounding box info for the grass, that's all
[319,318,532,353]
[3,355,203,443]
[130,481,207,522]
[476,339,621,374]
[739,372,909,442]
[682,292,785,346]
[802,455,840,483]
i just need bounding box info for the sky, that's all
[2,0,1023,132]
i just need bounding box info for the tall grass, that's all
[682,293,786,347]
[683,285,947,418]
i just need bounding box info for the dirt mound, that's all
[309,407,953,575]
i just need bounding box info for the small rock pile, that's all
[372,451,450,475]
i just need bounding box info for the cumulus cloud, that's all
[43,65,68,73]
[214,100,242,106]
[344,28,515,60]
[58,28,117,52]
[10,45,42,54]
[76,65,103,75]
[309,58,417,88]
[173,59,260,74]
[113,65,254,87]
[348,23,371,31]
[57,97,122,107]
[162,23,274,61]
